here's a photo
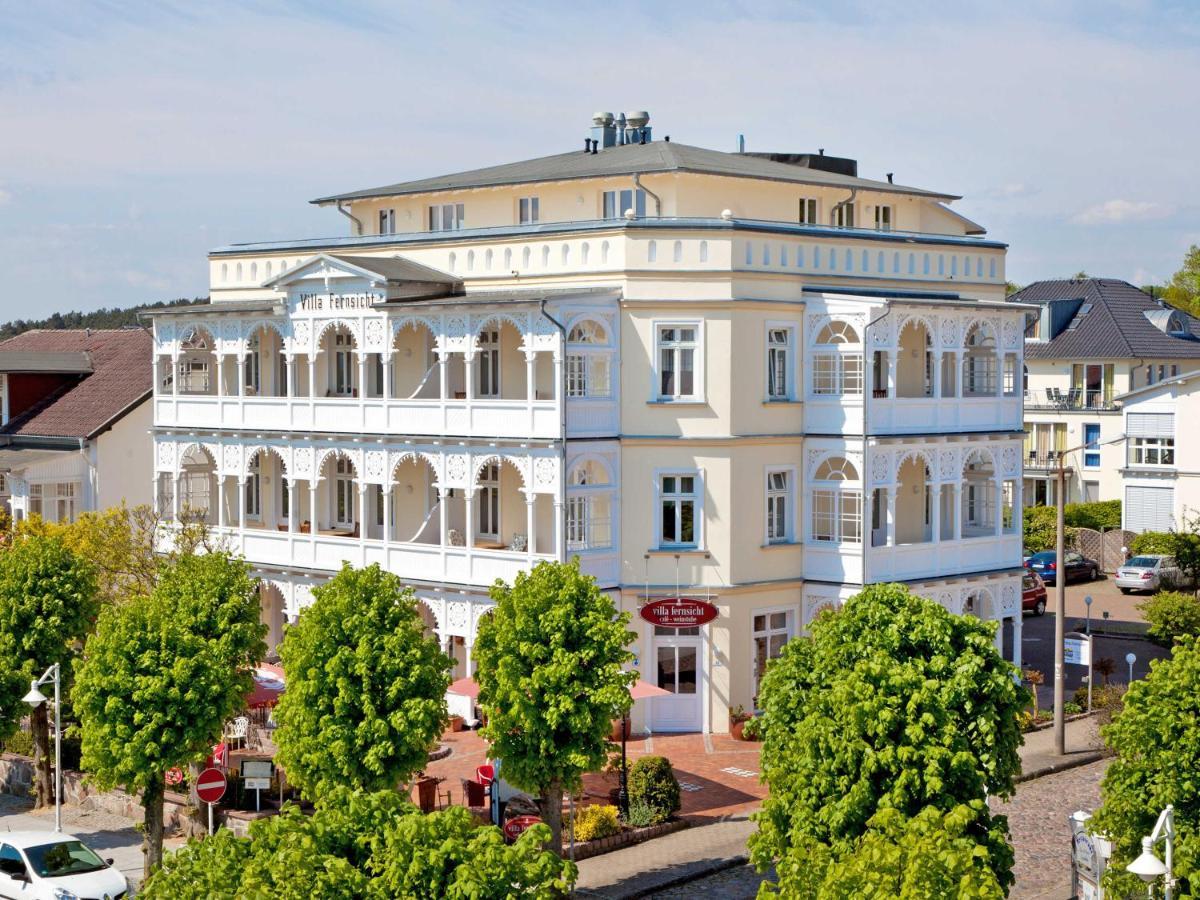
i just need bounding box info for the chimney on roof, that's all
[887,172,894,183]
[590,110,651,149]
[591,112,616,149]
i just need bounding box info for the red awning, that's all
[447,676,480,699]
[630,679,671,701]
[246,663,286,709]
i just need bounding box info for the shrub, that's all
[1064,701,1083,715]
[0,729,80,769]
[1064,500,1122,531]
[571,804,620,842]
[1024,505,1079,554]
[1131,531,1175,556]
[1140,591,1200,647]
[628,756,681,824]
[742,716,763,741]
[624,800,655,828]
[2,729,32,757]
[1073,683,1127,711]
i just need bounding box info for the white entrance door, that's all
[651,626,702,732]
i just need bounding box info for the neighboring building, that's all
[147,111,1029,733]
[1008,278,1200,508]
[1115,370,1200,533]
[0,329,154,523]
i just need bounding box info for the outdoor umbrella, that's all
[447,676,480,698]
[246,663,286,709]
[619,679,670,816]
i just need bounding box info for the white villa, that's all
[147,112,1029,733]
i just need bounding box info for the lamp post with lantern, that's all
[22,663,62,833]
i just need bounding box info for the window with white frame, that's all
[766,469,793,543]
[602,188,646,219]
[874,205,893,231]
[811,320,863,396]
[378,208,396,234]
[566,460,613,551]
[659,473,699,548]
[332,332,355,396]
[766,327,794,400]
[566,319,612,398]
[477,463,500,538]
[477,329,500,397]
[29,482,78,524]
[245,333,261,395]
[245,457,262,519]
[518,196,540,224]
[656,324,699,400]
[831,203,855,228]
[333,458,355,529]
[810,456,861,543]
[1131,437,1175,466]
[428,202,465,231]
[752,609,793,705]
[798,198,818,225]
[28,483,42,519]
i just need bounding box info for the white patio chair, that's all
[223,716,249,751]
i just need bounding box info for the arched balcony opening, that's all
[961,451,997,537]
[962,322,998,397]
[566,458,614,553]
[315,452,360,536]
[811,320,863,397]
[471,319,538,402]
[316,324,359,398]
[259,582,287,658]
[176,445,216,525]
[880,456,933,547]
[809,456,862,544]
[387,456,440,544]
[566,318,613,400]
[895,320,934,398]
[391,322,438,400]
[244,325,286,397]
[240,448,289,532]
[445,458,550,554]
[170,327,218,396]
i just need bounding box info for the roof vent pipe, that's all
[818,148,825,155]
[737,134,745,154]
[584,138,592,153]
[617,112,627,145]
[887,172,894,183]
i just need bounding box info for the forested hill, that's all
[0,297,208,340]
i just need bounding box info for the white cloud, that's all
[1072,199,1172,225]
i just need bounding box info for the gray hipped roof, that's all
[311,141,958,205]
[1008,279,1200,360]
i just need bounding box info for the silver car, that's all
[1115,555,1180,594]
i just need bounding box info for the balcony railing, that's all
[1025,451,1071,470]
[1024,389,1119,411]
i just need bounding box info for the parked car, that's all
[1024,550,1101,585]
[1115,554,1181,594]
[0,831,128,900]
[1022,571,1047,616]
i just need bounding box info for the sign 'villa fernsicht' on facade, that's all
[639,599,720,629]
[297,292,381,312]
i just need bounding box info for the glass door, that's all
[651,626,702,731]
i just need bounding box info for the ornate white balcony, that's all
[866,533,1022,582]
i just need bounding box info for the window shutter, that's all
[1127,412,1174,438]
[1125,485,1175,532]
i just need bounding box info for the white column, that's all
[465,641,474,678]
[307,357,316,398]
[287,479,297,534]
[236,356,246,398]
[931,482,942,543]
[171,356,180,397]
[996,356,1005,398]
[553,350,564,427]
[554,499,565,561]
[438,353,448,400]
[438,487,449,546]
[285,355,294,398]
[886,350,897,398]
[525,493,536,563]
[994,476,1005,537]
[382,357,392,402]
[464,353,475,401]
[885,486,897,547]
[932,350,943,399]
[464,486,475,552]
[309,482,319,532]
[525,350,537,433]
[215,356,224,398]
[356,353,367,399]
[1012,614,1022,669]
[237,477,247,530]
[172,474,181,522]
[952,482,963,540]
[216,475,226,529]
[953,350,964,399]
[357,483,368,562]
[382,483,393,550]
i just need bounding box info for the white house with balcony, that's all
[148,110,1030,733]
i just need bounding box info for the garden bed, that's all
[570,818,688,861]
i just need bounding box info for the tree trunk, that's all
[142,774,165,881]
[183,761,207,838]
[537,778,564,857]
[30,706,52,809]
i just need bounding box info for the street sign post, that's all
[1064,631,1094,714]
[195,767,227,836]
[242,760,274,812]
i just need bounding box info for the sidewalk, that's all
[573,715,1106,898]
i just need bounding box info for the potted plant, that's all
[729,705,751,740]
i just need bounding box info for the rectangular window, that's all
[602,189,646,219]
[428,202,465,231]
[659,474,698,548]
[1084,423,1101,468]
[811,489,861,543]
[566,355,611,398]
[477,330,500,397]
[752,610,792,705]
[798,198,818,225]
[1071,363,1114,408]
[245,461,261,519]
[518,196,540,224]
[831,203,855,228]
[656,325,698,400]
[378,208,395,234]
[766,328,793,400]
[811,353,863,395]
[333,458,355,529]
[874,205,893,231]
[28,483,42,519]
[1131,437,1175,467]
[477,463,499,538]
[766,470,791,544]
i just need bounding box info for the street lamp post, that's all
[1084,595,1093,712]
[1127,651,1137,685]
[1127,805,1175,899]
[22,663,61,833]
[1054,433,1126,756]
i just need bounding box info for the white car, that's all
[1115,555,1181,594]
[0,831,128,900]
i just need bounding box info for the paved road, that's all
[650,759,1111,899]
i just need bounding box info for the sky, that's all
[1,0,1198,318]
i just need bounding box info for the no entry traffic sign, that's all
[196,767,227,805]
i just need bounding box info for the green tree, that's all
[273,563,451,798]
[750,583,1028,894]
[1063,499,1121,531]
[1164,244,1200,315]
[473,559,636,855]
[0,534,98,808]
[1023,504,1076,554]
[140,789,576,899]
[1093,636,1200,897]
[1140,591,1200,647]
[73,553,264,879]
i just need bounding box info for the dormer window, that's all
[429,203,465,232]
[378,209,395,235]
[518,196,540,225]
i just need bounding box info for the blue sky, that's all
[1,1,1198,317]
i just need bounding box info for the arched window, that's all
[962,322,998,396]
[811,321,864,396]
[566,319,612,398]
[485,248,493,270]
[566,458,613,551]
[810,456,861,543]
[648,240,657,263]
[581,242,590,265]
[699,240,708,263]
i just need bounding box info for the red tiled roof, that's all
[0,329,152,440]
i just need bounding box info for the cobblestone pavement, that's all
[645,759,1110,899]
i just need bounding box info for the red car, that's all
[1022,572,1047,616]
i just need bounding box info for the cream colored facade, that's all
[151,118,1027,733]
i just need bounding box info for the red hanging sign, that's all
[639,598,719,628]
[503,815,542,842]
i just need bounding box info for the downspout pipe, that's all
[336,200,364,236]
[539,298,569,563]
[832,188,858,226]
[631,174,662,217]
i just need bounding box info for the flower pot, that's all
[610,717,631,742]
[730,720,746,741]
[448,715,465,733]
